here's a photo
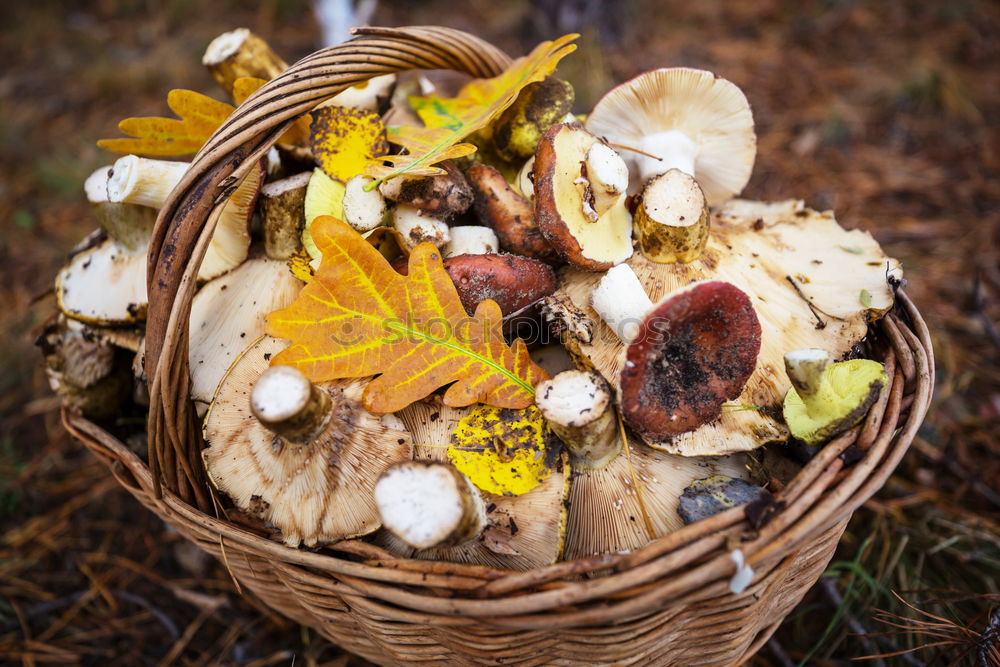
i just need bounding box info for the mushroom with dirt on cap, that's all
[584,67,756,205]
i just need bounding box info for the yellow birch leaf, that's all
[310,106,389,181]
[97,89,234,156]
[264,216,549,413]
[364,33,577,183]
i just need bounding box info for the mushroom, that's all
[620,280,761,441]
[634,168,710,264]
[533,124,633,271]
[492,77,575,162]
[584,67,756,204]
[444,226,499,258]
[375,462,487,550]
[188,257,304,414]
[466,163,559,263]
[106,156,188,209]
[439,253,556,316]
[392,205,451,253]
[563,437,748,559]
[782,349,888,445]
[553,199,902,455]
[376,398,570,570]
[55,239,147,326]
[590,264,652,344]
[379,163,473,219]
[535,370,619,470]
[260,171,311,259]
[203,336,413,547]
[84,165,156,253]
[202,28,288,94]
[342,174,389,233]
[516,156,535,200]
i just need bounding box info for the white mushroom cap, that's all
[55,240,147,326]
[585,68,756,205]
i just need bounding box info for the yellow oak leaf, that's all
[364,33,577,184]
[97,89,234,156]
[310,106,389,181]
[264,216,549,413]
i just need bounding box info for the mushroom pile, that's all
[47,29,902,569]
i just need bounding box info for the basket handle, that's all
[144,27,512,506]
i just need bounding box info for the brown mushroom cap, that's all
[533,124,633,271]
[553,199,902,455]
[203,336,413,547]
[620,281,761,440]
[584,68,755,205]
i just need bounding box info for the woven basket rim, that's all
[62,26,935,632]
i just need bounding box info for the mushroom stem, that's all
[584,142,628,217]
[591,264,653,344]
[783,349,834,417]
[516,157,535,200]
[393,205,451,253]
[635,169,710,264]
[342,175,388,233]
[106,156,189,209]
[444,226,499,258]
[250,365,332,444]
[85,166,156,253]
[375,461,487,550]
[636,129,698,182]
[202,28,288,94]
[261,172,309,259]
[536,371,620,470]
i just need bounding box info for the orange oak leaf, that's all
[264,216,549,413]
[364,33,578,184]
[97,89,234,156]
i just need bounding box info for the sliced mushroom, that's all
[203,336,413,547]
[782,349,887,445]
[553,199,902,455]
[534,124,633,271]
[188,257,304,413]
[376,398,570,570]
[584,67,756,204]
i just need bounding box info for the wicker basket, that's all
[62,27,934,665]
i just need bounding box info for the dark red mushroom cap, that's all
[620,280,761,440]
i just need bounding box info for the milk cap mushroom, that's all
[534,124,633,271]
[635,168,710,264]
[620,280,761,440]
[203,336,413,546]
[782,349,887,445]
[375,462,487,550]
[197,161,264,281]
[535,370,619,470]
[585,68,755,204]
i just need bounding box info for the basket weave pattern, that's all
[63,27,934,665]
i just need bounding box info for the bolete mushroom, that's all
[620,280,762,441]
[533,124,633,271]
[584,67,756,205]
[553,199,902,455]
[376,398,570,570]
[203,336,413,546]
[782,349,887,445]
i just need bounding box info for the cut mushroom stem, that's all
[85,166,156,253]
[106,156,188,209]
[261,171,310,259]
[250,365,332,444]
[444,226,499,258]
[343,175,388,233]
[783,349,833,406]
[535,371,619,470]
[393,205,451,253]
[591,264,653,344]
[636,169,710,264]
[584,142,628,216]
[202,27,288,93]
[375,461,487,550]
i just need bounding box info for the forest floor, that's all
[1,0,998,664]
